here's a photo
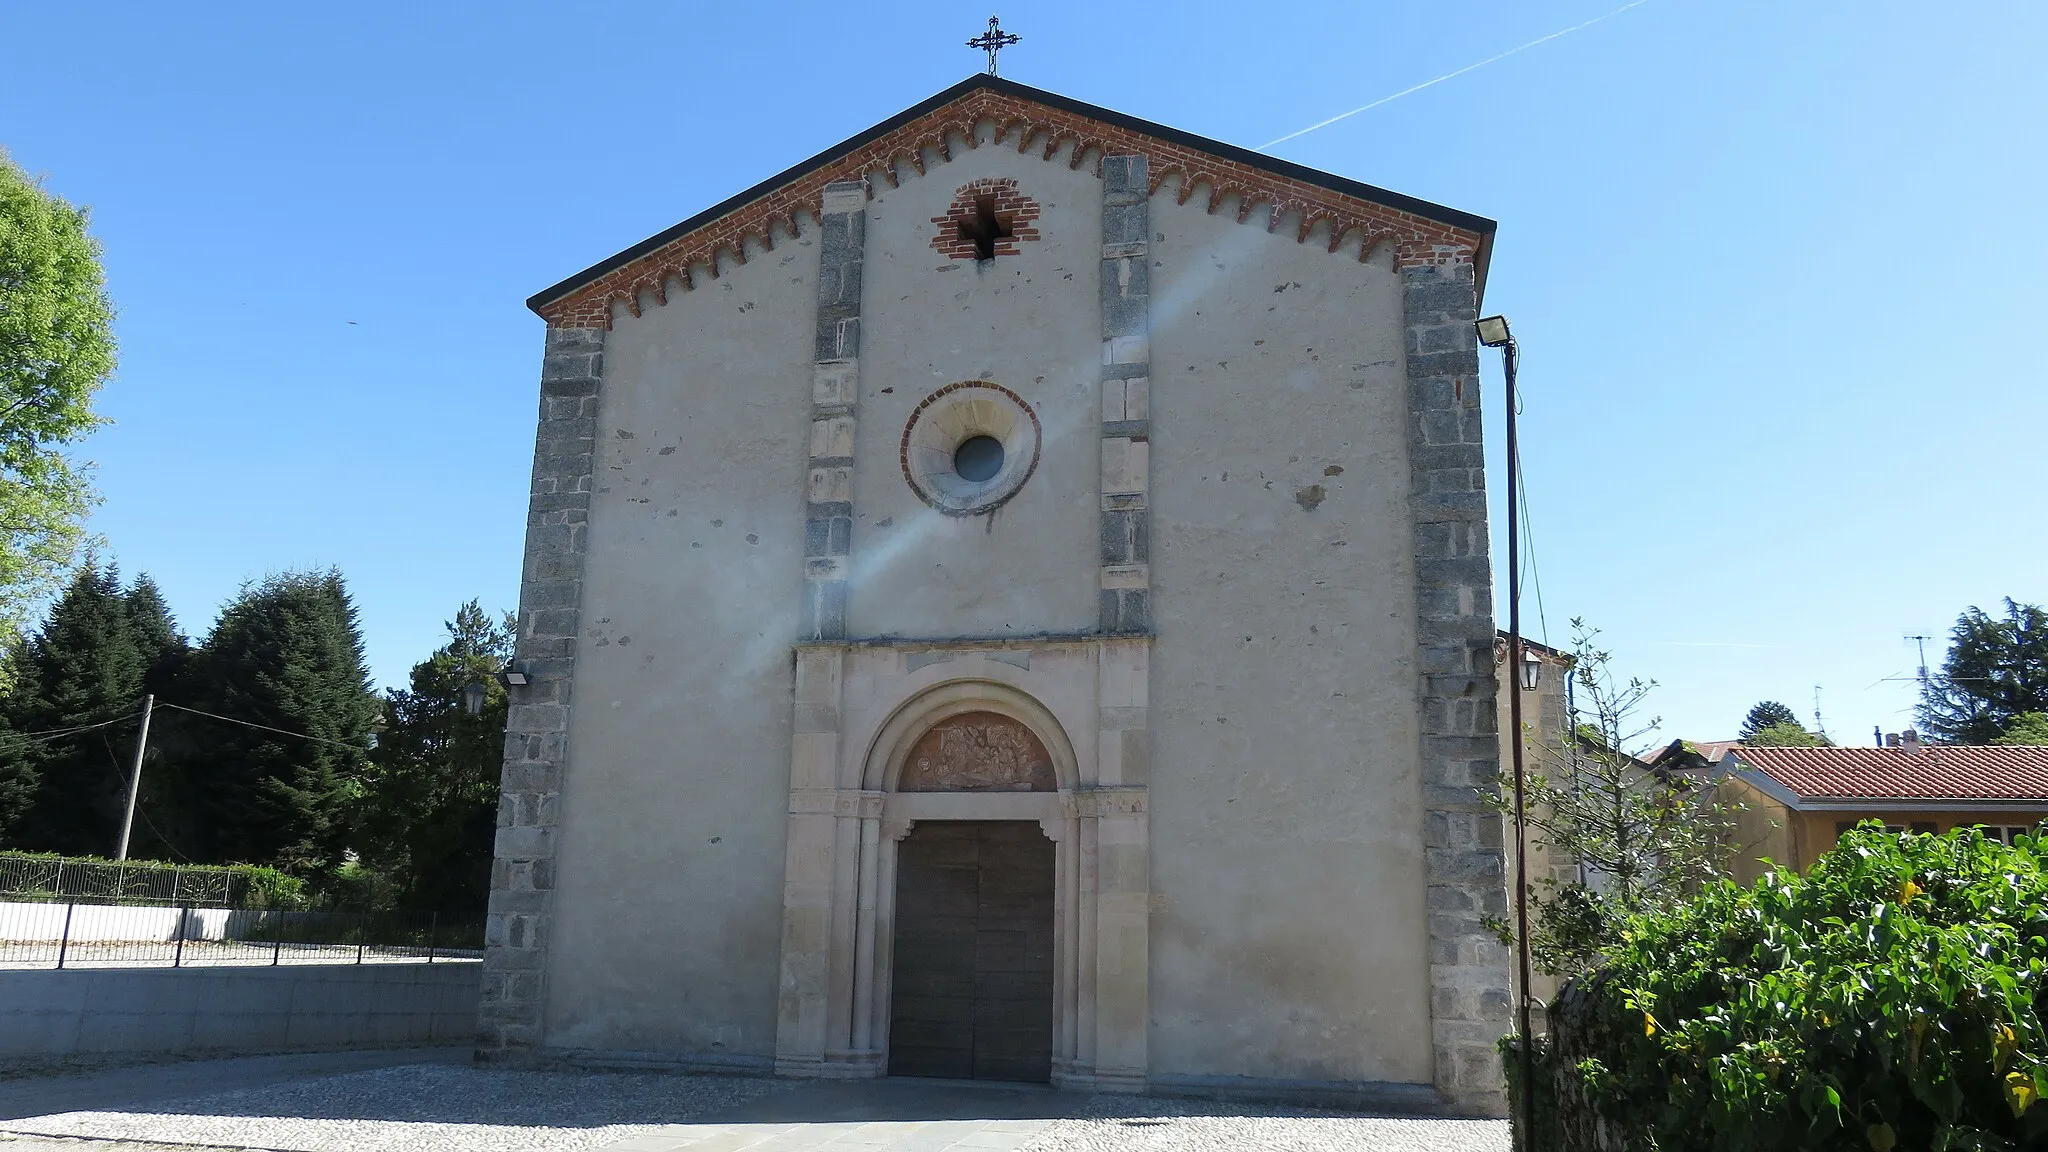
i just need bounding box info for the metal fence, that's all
[0,901,484,969]
[0,855,251,907]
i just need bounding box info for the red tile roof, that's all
[1735,744,2048,802]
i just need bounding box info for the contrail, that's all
[1256,0,1657,151]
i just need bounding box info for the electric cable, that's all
[0,712,143,745]
[153,701,371,752]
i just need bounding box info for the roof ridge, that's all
[528,75,1496,328]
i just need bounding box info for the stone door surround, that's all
[774,640,1150,1092]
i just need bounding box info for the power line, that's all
[154,702,370,752]
[0,712,144,745]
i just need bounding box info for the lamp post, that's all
[1478,313,1538,1139]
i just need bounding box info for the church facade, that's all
[479,75,1511,1116]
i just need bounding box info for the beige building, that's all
[478,75,1511,1115]
[1722,740,2048,883]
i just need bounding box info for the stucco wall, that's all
[1145,191,1433,1087]
[847,140,1101,639]
[541,224,816,1065]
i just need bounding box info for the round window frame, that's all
[898,382,1043,516]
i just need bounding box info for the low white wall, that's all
[0,901,241,943]
[0,962,479,1066]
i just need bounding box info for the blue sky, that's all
[2,0,2040,746]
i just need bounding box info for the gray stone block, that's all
[804,579,847,641]
[1408,442,1485,471]
[1099,509,1148,565]
[1102,153,1149,194]
[1411,491,1489,521]
[539,375,599,399]
[814,313,861,362]
[1099,253,1150,300]
[1100,292,1148,339]
[1102,202,1149,247]
[1408,349,1482,379]
[1118,588,1151,634]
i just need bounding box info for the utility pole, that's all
[115,694,154,861]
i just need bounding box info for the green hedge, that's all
[1542,824,2048,1151]
[0,850,309,909]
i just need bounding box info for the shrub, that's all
[1552,824,2048,1150]
[0,850,309,908]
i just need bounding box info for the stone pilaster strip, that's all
[478,325,605,1062]
[1401,252,1512,1116]
[1098,154,1151,635]
[804,180,867,641]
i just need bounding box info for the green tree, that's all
[1739,700,1803,739]
[1918,599,2048,745]
[357,601,512,912]
[1993,712,2048,747]
[180,570,377,871]
[0,566,173,853]
[0,152,116,640]
[1486,619,1744,977]
[1744,721,1834,748]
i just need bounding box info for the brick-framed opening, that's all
[932,178,1041,262]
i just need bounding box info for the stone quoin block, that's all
[479,325,606,1064]
[1402,257,1511,1116]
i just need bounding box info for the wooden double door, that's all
[887,821,1055,1082]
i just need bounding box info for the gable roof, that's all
[528,74,1497,328]
[1732,744,2048,804]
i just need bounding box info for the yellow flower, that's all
[1867,1122,1897,1152]
[2007,1071,2039,1116]
[1898,878,1924,904]
[1643,1012,1657,1037]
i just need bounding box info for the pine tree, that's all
[1739,701,1803,741]
[0,644,37,840]
[1919,600,2048,745]
[358,601,513,911]
[1,565,152,854]
[180,571,377,870]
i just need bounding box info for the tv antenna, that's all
[1905,634,1934,687]
[1812,685,1827,736]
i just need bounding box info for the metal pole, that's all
[1502,335,1539,1142]
[356,910,368,964]
[57,902,75,970]
[426,911,438,964]
[115,695,155,861]
[173,905,189,968]
[272,912,284,966]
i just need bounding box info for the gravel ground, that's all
[3,1064,773,1152]
[2,1060,1508,1152]
[1021,1094,1508,1152]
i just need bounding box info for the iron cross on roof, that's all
[967,15,1020,75]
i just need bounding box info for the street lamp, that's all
[461,681,488,717]
[1477,312,1538,1139]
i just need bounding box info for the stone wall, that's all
[1402,254,1513,1115]
[477,325,604,1060]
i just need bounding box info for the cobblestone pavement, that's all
[0,1052,1509,1152]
